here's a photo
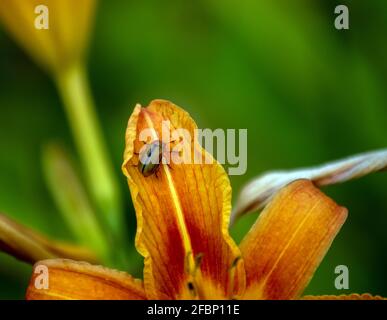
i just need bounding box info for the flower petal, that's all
[122,100,245,299]
[0,213,97,264]
[302,294,386,300]
[239,180,347,300]
[231,149,387,224]
[26,259,146,300]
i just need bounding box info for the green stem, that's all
[55,63,125,264]
[42,143,111,263]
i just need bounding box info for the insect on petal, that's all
[122,100,245,299]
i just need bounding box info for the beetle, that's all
[137,140,164,177]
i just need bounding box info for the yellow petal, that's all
[0,213,97,264]
[239,180,347,300]
[26,259,146,300]
[302,294,386,300]
[122,100,245,299]
[0,0,96,74]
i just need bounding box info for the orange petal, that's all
[26,259,146,300]
[122,100,245,299]
[239,180,347,300]
[0,213,97,264]
[302,294,386,300]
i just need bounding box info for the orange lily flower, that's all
[23,100,384,300]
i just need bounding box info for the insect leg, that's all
[167,163,173,170]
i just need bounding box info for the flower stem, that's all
[55,63,125,264]
[42,143,111,263]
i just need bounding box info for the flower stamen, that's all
[228,256,241,300]
[185,252,205,299]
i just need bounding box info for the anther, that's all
[184,252,204,299]
[228,256,241,300]
[187,281,197,298]
[185,251,194,274]
[194,253,203,274]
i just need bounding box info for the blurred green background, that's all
[0,0,386,299]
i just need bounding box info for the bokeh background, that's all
[1,0,386,299]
